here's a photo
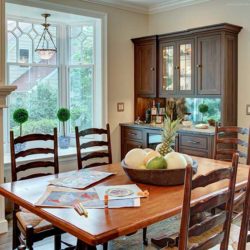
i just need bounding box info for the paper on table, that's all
[35,186,99,208]
[80,198,140,208]
[35,186,140,208]
[48,170,114,189]
[95,184,144,200]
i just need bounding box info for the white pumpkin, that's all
[182,154,193,165]
[164,152,187,169]
[143,151,161,165]
[124,148,147,168]
[144,148,154,153]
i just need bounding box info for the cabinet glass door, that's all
[162,45,175,93]
[177,40,194,94]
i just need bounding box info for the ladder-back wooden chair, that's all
[214,124,250,164]
[152,153,239,249]
[75,124,112,170]
[10,128,63,250]
[238,166,250,249]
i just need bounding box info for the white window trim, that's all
[4,0,108,155]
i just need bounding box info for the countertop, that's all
[120,122,215,135]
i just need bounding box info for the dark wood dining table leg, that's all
[76,240,97,250]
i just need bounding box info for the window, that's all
[5,15,104,149]
[185,98,221,123]
[7,19,59,136]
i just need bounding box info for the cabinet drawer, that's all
[179,147,208,158]
[179,135,208,150]
[124,128,143,140]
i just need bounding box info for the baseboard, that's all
[0,218,8,234]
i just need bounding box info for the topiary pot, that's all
[59,136,70,149]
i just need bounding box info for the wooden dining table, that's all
[0,156,249,249]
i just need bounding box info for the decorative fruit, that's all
[164,152,187,169]
[182,154,193,165]
[146,156,167,170]
[144,148,154,153]
[144,151,161,165]
[124,148,147,168]
[157,116,181,156]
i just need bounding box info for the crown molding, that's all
[80,0,211,14]
[81,0,148,14]
[149,0,210,14]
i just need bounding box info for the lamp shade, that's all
[36,48,56,60]
[35,14,57,60]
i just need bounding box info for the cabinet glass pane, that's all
[162,46,174,91]
[179,43,192,90]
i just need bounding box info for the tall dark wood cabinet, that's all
[132,36,157,98]
[132,23,242,126]
[197,35,221,95]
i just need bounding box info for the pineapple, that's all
[157,116,181,156]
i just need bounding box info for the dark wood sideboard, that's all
[120,124,214,160]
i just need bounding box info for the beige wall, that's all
[39,0,148,163]
[148,0,250,129]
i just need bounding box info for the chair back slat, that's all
[17,161,55,173]
[14,133,54,144]
[216,149,247,158]
[15,148,54,158]
[81,151,109,161]
[238,167,250,249]
[192,168,232,189]
[178,153,239,250]
[189,232,225,250]
[10,128,59,182]
[214,124,250,164]
[217,126,249,135]
[79,128,108,137]
[217,138,248,147]
[80,141,108,149]
[82,162,109,169]
[190,192,229,216]
[19,173,52,181]
[75,124,112,169]
[189,211,226,237]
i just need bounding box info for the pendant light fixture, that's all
[35,14,57,60]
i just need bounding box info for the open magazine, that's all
[48,170,114,189]
[35,186,140,208]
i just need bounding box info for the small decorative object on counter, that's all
[166,98,187,121]
[13,108,29,153]
[156,116,181,156]
[208,118,216,126]
[135,116,142,124]
[57,108,71,149]
[151,99,157,115]
[145,108,151,124]
[198,103,209,123]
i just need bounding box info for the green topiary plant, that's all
[198,103,209,123]
[13,108,29,136]
[57,108,70,137]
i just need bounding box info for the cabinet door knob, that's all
[175,66,180,70]
[150,67,155,71]
[196,64,202,68]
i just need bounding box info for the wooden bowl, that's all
[121,160,198,186]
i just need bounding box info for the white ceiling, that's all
[82,0,211,14]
